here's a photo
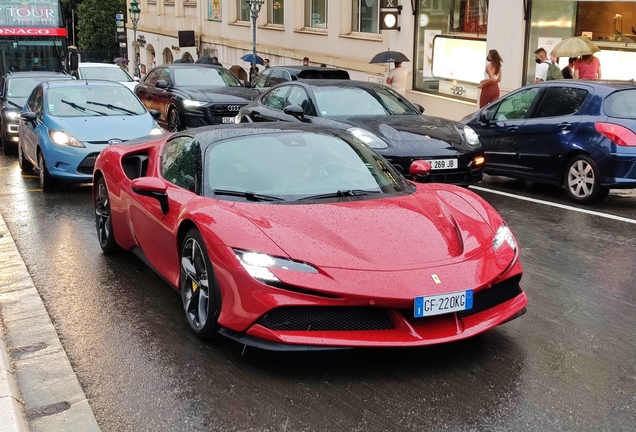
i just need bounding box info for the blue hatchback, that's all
[463,81,636,204]
[18,80,163,191]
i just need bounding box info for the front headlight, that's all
[5,110,20,120]
[463,125,481,147]
[49,130,85,148]
[347,127,388,149]
[493,225,516,252]
[183,100,206,108]
[234,249,318,284]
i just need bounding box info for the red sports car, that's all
[93,123,527,350]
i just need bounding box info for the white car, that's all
[75,63,138,91]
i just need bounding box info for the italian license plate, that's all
[414,289,473,318]
[222,117,235,124]
[425,158,457,170]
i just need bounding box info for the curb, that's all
[0,210,101,432]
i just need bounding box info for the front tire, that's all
[38,151,56,192]
[94,177,120,253]
[167,108,180,132]
[18,143,33,171]
[180,228,221,341]
[564,154,608,204]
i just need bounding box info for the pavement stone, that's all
[0,210,100,431]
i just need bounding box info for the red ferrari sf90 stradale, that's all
[93,123,526,350]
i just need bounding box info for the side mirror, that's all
[409,160,432,181]
[155,80,169,89]
[283,104,305,122]
[131,177,169,214]
[149,109,161,119]
[414,103,425,114]
[478,112,491,124]
[20,112,37,123]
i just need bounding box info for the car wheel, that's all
[167,108,180,132]
[18,142,33,171]
[564,155,609,204]
[180,228,221,341]
[94,177,120,253]
[38,151,56,192]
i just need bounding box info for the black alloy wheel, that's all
[18,142,33,171]
[167,108,180,132]
[94,177,120,253]
[564,154,609,204]
[38,151,56,192]
[180,228,221,340]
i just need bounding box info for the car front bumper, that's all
[41,141,110,182]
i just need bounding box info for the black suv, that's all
[0,71,72,154]
[251,66,350,91]
[135,64,259,131]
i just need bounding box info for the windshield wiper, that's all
[212,189,285,202]
[61,99,107,116]
[87,100,137,115]
[6,100,22,110]
[298,189,381,201]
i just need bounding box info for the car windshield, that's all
[604,89,636,119]
[80,66,134,82]
[205,131,410,201]
[313,86,417,117]
[47,86,147,117]
[7,77,71,98]
[173,67,241,87]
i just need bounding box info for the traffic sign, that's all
[117,27,125,32]
[116,21,124,27]
[115,13,124,20]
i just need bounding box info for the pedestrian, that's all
[264,58,270,68]
[320,63,327,67]
[478,49,502,108]
[302,57,309,66]
[534,48,561,82]
[386,61,408,96]
[574,54,601,80]
[211,56,221,66]
[562,57,576,79]
[249,65,259,77]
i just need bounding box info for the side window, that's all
[26,87,39,111]
[494,88,541,121]
[252,69,271,88]
[534,87,589,118]
[162,136,201,193]
[268,69,292,86]
[32,88,44,118]
[144,69,160,85]
[261,87,290,111]
[286,86,313,115]
[160,68,171,84]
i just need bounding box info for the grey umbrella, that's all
[370,50,410,64]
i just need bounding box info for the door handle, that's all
[558,122,571,130]
[507,126,519,132]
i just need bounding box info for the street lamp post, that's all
[129,0,141,77]
[246,0,265,82]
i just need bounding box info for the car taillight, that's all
[595,122,636,146]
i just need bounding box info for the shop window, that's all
[163,48,174,64]
[237,0,250,22]
[268,0,285,25]
[352,0,379,34]
[413,0,489,101]
[305,0,327,29]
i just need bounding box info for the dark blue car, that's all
[463,81,636,204]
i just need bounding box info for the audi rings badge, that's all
[226,105,241,112]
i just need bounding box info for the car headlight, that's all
[347,127,388,149]
[183,100,206,108]
[463,125,481,147]
[49,130,85,148]
[4,110,20,120]
[234,249,318,283]
[493,225,516,252]
[149,127,164,135]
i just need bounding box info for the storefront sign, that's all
[0,0,61,28]
[208,0,221,21]
[0,26,66,36]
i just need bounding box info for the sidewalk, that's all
[0,210,100,432]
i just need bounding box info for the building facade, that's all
[128,0,636,121]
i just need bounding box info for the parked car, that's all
[0,71,72,154]
[135,64,258,132]
[463,81,636,204]
[74,62,138,91]
[93,123,526,349]
[237,80,485,185]
[250,66,350,91]
[18,80,163,191]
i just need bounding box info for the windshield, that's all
[173,67,241,87]
[0,40,65,75]
[205,131,410,201]
[313,86,418,117]
[79,66,133,82]
[47,86,147,117]
[7,76,71,98]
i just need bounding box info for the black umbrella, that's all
[370,50,410,64]
[113,57,129,64]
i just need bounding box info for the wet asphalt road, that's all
[0,155,635,432]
